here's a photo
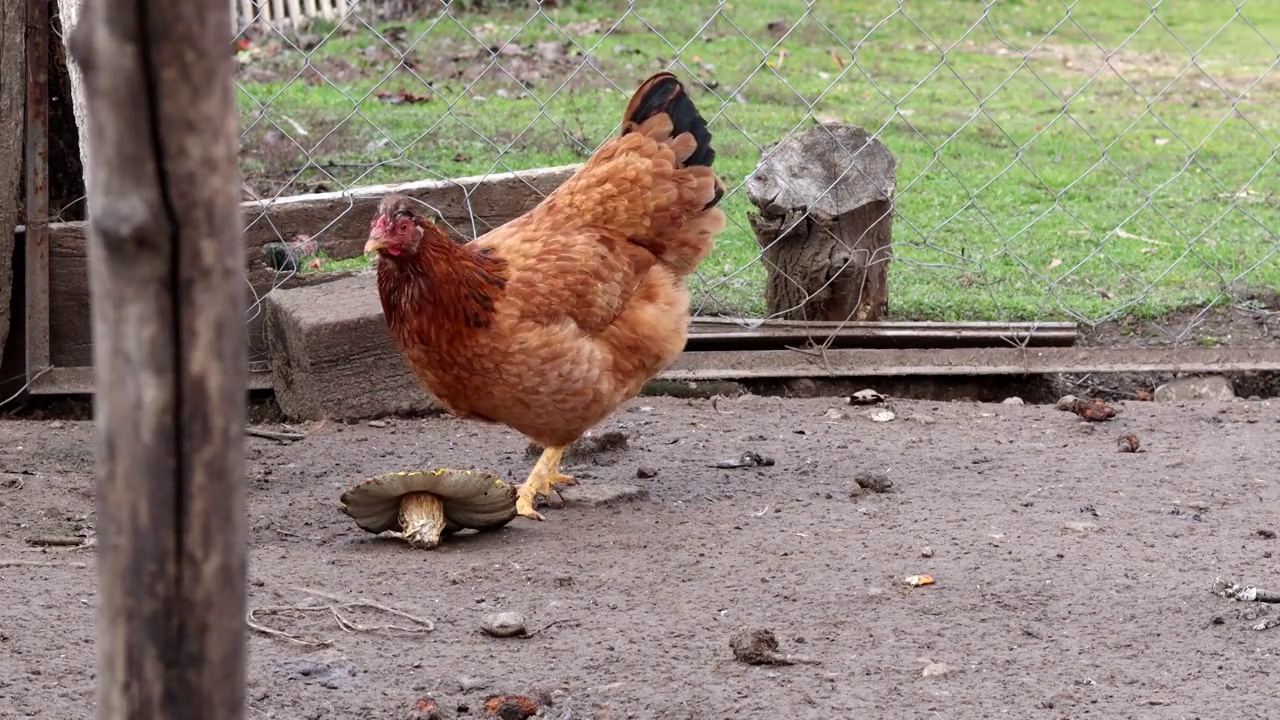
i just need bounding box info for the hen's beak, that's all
[364,233,387,255]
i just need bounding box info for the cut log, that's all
[264,271,437,421]
[745,123,896,322]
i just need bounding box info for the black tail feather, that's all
[622,72,716,169]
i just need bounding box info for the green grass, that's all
[237,0,1280,323]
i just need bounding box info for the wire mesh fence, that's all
[230,0,1279,356]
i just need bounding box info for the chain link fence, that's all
[232,0,1280,354]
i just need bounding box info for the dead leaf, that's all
[1047,258,1063,271]
[830,48,845,69]
[1154,137,1171,146]
[374,89,433,105]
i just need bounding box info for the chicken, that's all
[363,72,726,522]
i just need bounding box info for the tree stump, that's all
[745,123,896,322]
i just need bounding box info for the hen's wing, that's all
[475,72,726,330]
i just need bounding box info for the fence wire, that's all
[231,0,1280,362]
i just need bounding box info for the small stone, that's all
[921,662,955,678]
[863,408,896,423]
[1117,432,1140,453]
[853,471,893,493]
[920,546,934,558]
[1153,375,1235,402]
[823,408,849,421]
[458,675,490,692]
[558,483,648,507]
[1064,521,1100,533]
[366,419,388,428]
[479,612,526,638]
[848,389,885,405]
[1257,529,1277,540]
[49,420,64,429]
[1055,395,1079,411]
[635,466,658,479]
[1002,397,1024,405]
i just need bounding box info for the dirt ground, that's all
[2,395,1278,719]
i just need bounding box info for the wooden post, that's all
[0,0,24,358]
[68,0,246,718]
[745,123,897,323]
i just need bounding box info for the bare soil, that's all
[2,395,1279,719]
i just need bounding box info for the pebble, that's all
[457,675,490,692]
[1002,397,1024,405]
[479,612,526,638]
[853,471,893,493]
[921,662,955,678]
[920,546,934,558]
[366,419,387,428]
[636,466,658,479]
[1064,521,1100,533]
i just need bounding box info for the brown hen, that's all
[364,72,725,521]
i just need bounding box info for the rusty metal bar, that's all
[24,0,51,385]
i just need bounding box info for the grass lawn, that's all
[234,0,1280,324]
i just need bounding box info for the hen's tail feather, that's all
[622,72,716,171]
[621,73,723,211]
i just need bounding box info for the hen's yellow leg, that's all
[515,446,576,521]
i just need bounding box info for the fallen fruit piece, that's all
[483,694,540,720]
[1070,397,1120,421]
[405,697,447,720]
[905,574,935,587]
[340,469,517,550]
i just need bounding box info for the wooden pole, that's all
[0,0,25,359]
[67,0,247,718]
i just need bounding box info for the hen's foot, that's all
[516,446,574,521]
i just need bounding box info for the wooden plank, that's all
[685,317,1077,350]
[688,317,1078,331]
[69,0,247,716]
[239,163,579,264]
[24,366,273,395]
[661,346,1280,381]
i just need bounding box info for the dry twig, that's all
[26,536,91,548]
[247,427,306,443]
[248,586,435,647]
[0,559,87,569]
